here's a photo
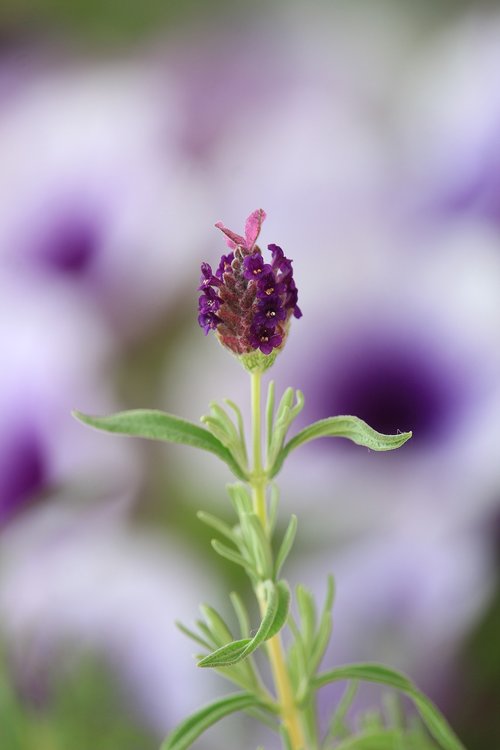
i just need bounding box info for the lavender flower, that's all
[197,209,301,370]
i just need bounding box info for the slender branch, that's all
[250,370,307,750]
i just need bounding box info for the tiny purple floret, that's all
[243,252,272,281]
[249,322,283,355]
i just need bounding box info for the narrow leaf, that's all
[265,380,276,454]
[325,680,359,742]
[211,539,257,575]
[296,585,317,649]
[227,483,253,515]
[265,580,291,639]
[73,409,247,480]
[270,416,412,478]
[160,692,259,750]
[240,513,273,579]
[197,511,235,543]
[230,592,251,639]
[175,621,213,651]
[313,664,465,750]
[333,729,402,750]
[199,605,233,645]
[198,581,279,667]
[275,515,297,577]
[224,399,248,463]
[198,638,251,667]
[268,484,279,533]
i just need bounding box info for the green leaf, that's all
[325,680,359,742]
[160,692,259,750]
[230,592,251,639]
[175,621,213,651]
[270,416,412,478]
[266,581,291,639]
[267,388,304,468]
[265,380,276,455]
[227,483,253,515]
[296,584,317,649]
[275,515,297,578]
[199,605,233,646]
[197,511,235,543]
[198,581,281,668]
[211,539,257,576]
[201,401,249,472]
[198,638,251,667]
[332,729,402,750]
[313,664,465,750]
[73,409,247,480]
[239,512,273,580]
[310,576,335,675]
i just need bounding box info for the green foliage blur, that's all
[0,645,157,750]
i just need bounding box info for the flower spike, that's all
[198,209,301,372]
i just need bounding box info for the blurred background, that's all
[0,0,499,748]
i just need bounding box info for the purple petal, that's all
[214,221,245,249]
[244,208,266,251]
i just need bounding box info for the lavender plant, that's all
[74,209,466,750]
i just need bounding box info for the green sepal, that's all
[198,580,290,668]
[313,664,466,750]
[239,350,278,373]
[269,416,412,478]
[160,692,260,750]
[72,409,247,480]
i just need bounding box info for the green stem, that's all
[250,370,307,750]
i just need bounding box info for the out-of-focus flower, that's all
[0,501,219,737]
[0,58,209,339]
[395,12,500,228]
[289,518,494,726]
[198,210,301,366]
[275,219,500,534]
[0,278,139,528]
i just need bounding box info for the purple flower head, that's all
[197,209,301,369]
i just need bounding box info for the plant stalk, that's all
[250,370,307,750]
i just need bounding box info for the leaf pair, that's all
[73,389,412,485]
[161,662,462,750]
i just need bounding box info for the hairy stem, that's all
[250,370,307,750]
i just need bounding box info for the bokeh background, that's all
[1,1,500,748]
